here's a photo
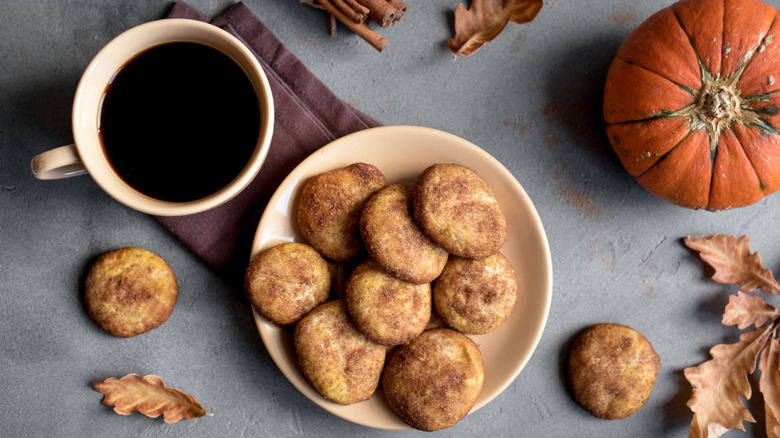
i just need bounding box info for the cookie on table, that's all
[84,247,178,338]
[568,323,660,420]
[412,163,506,260]
[297,163,387,262]
[294,300,386,405]
[360,184,448,284]
[433,252,517,335]
[345,259,431,346]
[382,328,484,431]
[244,242,331,326]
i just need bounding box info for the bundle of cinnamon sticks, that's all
[301,0,408,51]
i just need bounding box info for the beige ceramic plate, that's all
[250,125,553,430]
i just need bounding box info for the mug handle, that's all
[31,144,88,180]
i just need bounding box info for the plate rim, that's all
[249,125,553,430]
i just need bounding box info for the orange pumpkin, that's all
[604,0,780,210]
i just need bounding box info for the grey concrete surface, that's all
[3,0,780,437]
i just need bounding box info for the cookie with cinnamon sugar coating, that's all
[297,163,386,262]
[434,252,517,335]
[568,323,660,419]
[84,247,178,337]
[345,259,431,346]
[294,300,386,405]
[382,328,484,431]
[360,184,448,284]
[244,242,331,326]
[413,163,506,259]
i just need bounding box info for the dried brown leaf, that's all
[685,325,771,437]
[723,291,779,330]
[447,0,543,58]
[93,374,210,424]
[689,413,730,438]
[684,234,780,294]
[760,337,780,438]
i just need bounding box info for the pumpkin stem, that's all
[688,49,758,160]
[695,84,741,131]
[692,79,740,162]
[664,47,771,163]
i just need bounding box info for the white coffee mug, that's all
[30,19,274,216]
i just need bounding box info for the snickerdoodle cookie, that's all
[345,259,431,346]
[294,300,386,405]
[382,328,484,431]
[434,252,517,334]
[244,242,331,326]
[568,323,660,419]
[360,184,448,284]
[84,247,178,337]
[412,164,506,259]
[297,163,386,262]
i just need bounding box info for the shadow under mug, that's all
[30,19,274,216]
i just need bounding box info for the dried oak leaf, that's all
[760,336,780,438]
[93,374,211,424]
[447,0,543,58]
[723,291,780,330]
[685,325,772,438]
[684,234,780,294]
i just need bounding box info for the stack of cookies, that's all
[244,162,518,431]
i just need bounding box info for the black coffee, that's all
[98,42,260,202]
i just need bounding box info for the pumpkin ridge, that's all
[705,141,718,209]
[615,6,704,90]
[721,1,776,82]
[736,104,779,135]
[720,0,726,76]
[669,0,724,78]
[732,127,770,194]
[668,5,708,88]
[607,109,693,126]
[743,90,779,103]
[723,17,775,88]
[615,56,698,96]
[634,129,695,179]
[742,89,780,133]
[738,12,780,97]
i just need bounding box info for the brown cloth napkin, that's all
[156,1,380,280]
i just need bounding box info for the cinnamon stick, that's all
[355,0,403,27]
[317,0,388,51]
[333,0,369,23]
[345,0,370,19]
[386,0,407,13]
